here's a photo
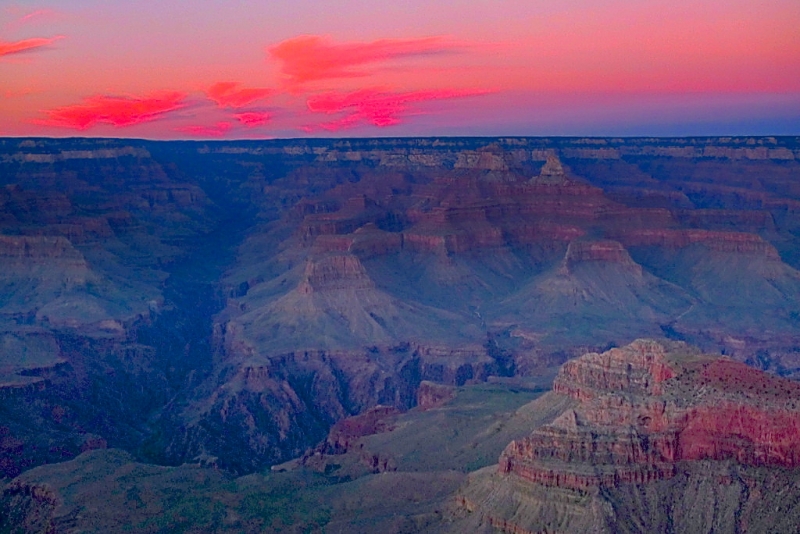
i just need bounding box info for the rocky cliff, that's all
[457,339,800,533]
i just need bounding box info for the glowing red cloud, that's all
[269,35,460,87]
[0,36,62,57]
[234,112,270,128]
[36,92,186,130]
[175,122,232,137]
[206,82,273,108]
[305,88,490,131]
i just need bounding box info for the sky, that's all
[1,0,799,139]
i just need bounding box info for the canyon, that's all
[1,136,800,531]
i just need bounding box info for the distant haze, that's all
[1,0,798,138]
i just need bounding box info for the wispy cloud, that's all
[175,121,233,137]
[234,111,270,128]
[35,92,186,129]
[0,36,62,57]
[305,88,491,131]
[206,82,273,108]
[17,8,57,25]
[4,7,60,30]
[3,88,36,98]
[269,35,462,88]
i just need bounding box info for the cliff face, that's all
[560,240,643,274]
[614,228,781,258]
[458,339,800,533]
[504,340,800,488]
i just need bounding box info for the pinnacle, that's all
[533,154,569,184]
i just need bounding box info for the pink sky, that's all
[1,0,799,138]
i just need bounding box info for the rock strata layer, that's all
[458,339,800,533]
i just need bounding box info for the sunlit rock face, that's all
[457,339,800,533]
[503,340,800,487]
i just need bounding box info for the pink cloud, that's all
[234,111,270,128]
[175,122,233,137]
[3,89,36,98]
[17,9,57,25]
[305,88,491,131]
[4,7,59,29]
[206,82,273,108]
[35,92,186,130]
[268,35,461,88]
[0,36,62,57]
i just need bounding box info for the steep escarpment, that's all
[2,137,800,532]
[457,339,800,533]
[505,342,800,487]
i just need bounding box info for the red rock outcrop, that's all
[612,229,781,258]
[454,148,510,171]
[321,405,400,454]
[416,381,456,410]
[0,235,86,263]
[560,240,643,276]
[499,340,800,491]
[677,209,776,233]
[292,155,617,259]
[532,154,569,184]
[298,195,386,240]
[298,254,375,293]
[312,224,403,257]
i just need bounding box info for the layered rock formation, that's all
[458,339,800,533]
[2,136,800,479]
